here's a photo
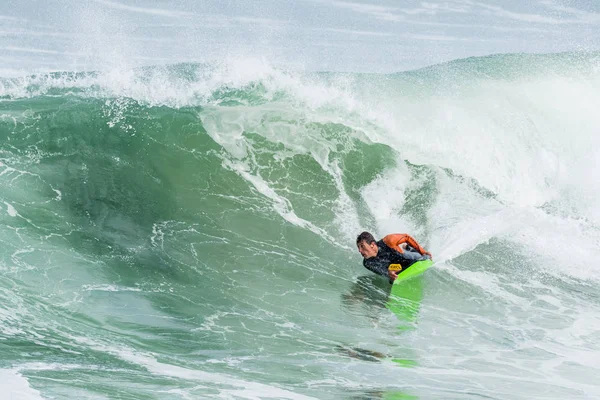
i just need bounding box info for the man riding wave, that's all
[356,231,432,283]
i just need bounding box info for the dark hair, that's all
[356,231,376,244]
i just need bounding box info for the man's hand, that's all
[387,263,402,282]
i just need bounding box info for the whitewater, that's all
[1,52,600,399]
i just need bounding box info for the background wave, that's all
[1,52,600,399]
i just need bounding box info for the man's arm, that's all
[363,258,390,278]
[382,234,432,258]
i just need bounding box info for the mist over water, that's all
[1,51,600,399]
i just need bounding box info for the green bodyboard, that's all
[393,259,434,283]
[386,259,434,324]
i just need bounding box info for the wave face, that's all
[1,53,600,399]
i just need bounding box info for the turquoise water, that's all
[1,53,600,399]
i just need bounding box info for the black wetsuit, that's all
[363,240,430,279]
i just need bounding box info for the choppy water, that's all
[1,52,600,399]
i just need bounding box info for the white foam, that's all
[4,202,18,217]
[80,284,142,292]
[69,336,317,400]
[0,369,44,400]
[127,354,317,400]
[427,170,524,262]
[510,210,600,281]
[360,164,412,236]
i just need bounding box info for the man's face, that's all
[357,240,378,259]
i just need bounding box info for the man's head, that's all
[356,231,378,259]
